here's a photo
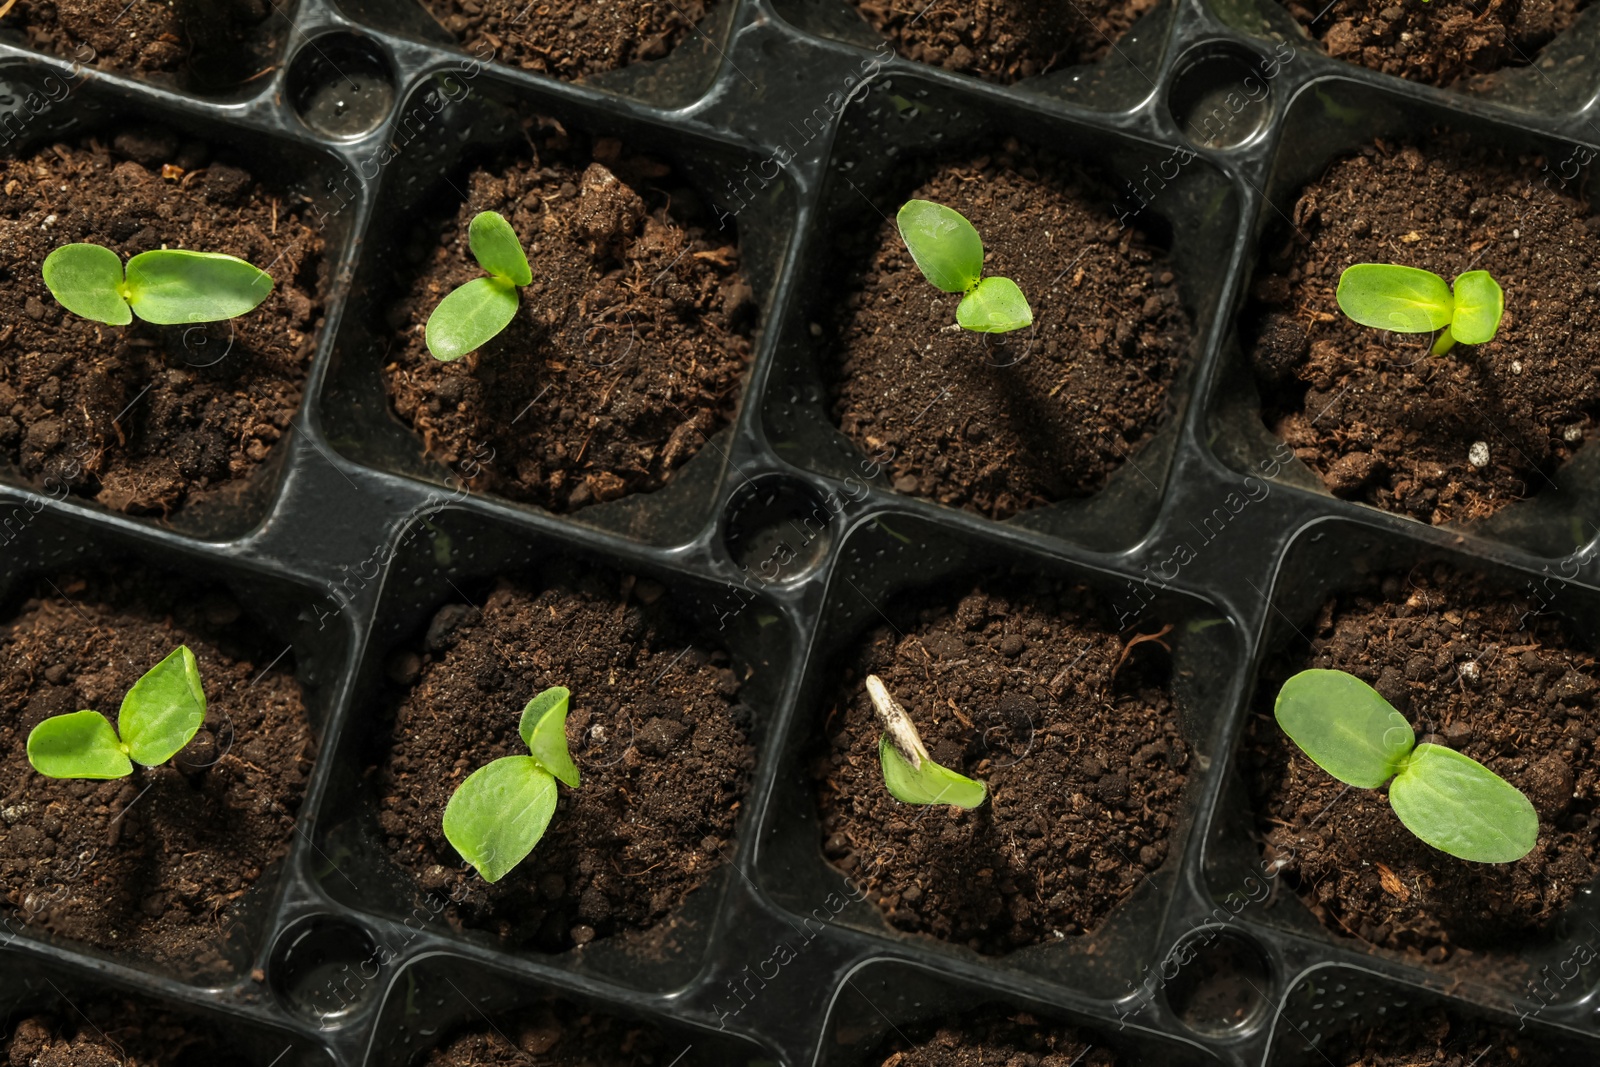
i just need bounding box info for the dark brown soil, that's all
[383,128,753,512]
[0,127,325,517]
[419,0,718,80]
[814,580,1188,954]
[828,141,1190,521]
[3,1004,221,1067]
[1247,136,1600,525]
[8,0,281,89]
[848,0,1158,82]
[868,1008,1115,1066]
[1242,565,1600,961]
[1279,0,1589,88]
[377,570,754,951]
[1309,1007,1564,1065]
[422,1007,693,1066]
[0,570,314,977]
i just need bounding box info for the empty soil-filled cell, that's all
[1277,0,1589,89]
[1246,136,1600,525]
[847,0,1156,82]
[7,0,284,90]
[416,0,719,79]
[0,569,313,978]
[814,579,1188,954]
[0,126,325,517]
[3,1003,228,1066]
[828,140,1190,521]
[862,1006,1115,1066]
[382,128,753,512]
[376,569,754,951]
[1297,1006,1569,1065]
[1242,565,1600,962]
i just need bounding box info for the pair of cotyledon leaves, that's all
[441,686,581,883]
[1336,264,1504,354]
[425,211,532,362]
[896,200,1033,334]
[27,646,207,780]
[1276,669,1537,864]
[42,243,273,326]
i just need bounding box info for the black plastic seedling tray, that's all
[6,0,1600,1064]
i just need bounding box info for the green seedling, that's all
[1276,669,1536,863]
[26,646,206,780]
[443,685,581,883]
[1335,263,1504,356]
[425,211,533,362]
[866,674,986,808]
[42,243,273,326]
[896,199,1032,334]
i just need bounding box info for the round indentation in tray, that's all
[1167,43,1275,149]
[721,475,835,583]
[287,31,395,138]
[1163,927,1272,1035]
[270,916,381,1025]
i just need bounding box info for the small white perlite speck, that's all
[1468,441,1490,469]
[866,674,930,769]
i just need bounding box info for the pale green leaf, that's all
[896,199,983,294]
[27,710,132,780]
[1274,669,1414,788]
[1450,270,1504,345]
[124,249,273,324]
[442,756,559,882]
[519,686,579,789]
[1389,743,1537,863]
[468,211,532,287]
[425,276,519,361]
[119,645,206,767]
[42,243,131,326]
[1336,264,1453,333]
[878,735,986,808]
[956,276,1033,333]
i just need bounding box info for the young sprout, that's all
[896,200,1032,334]
[443,685,581,883]
[1335,263,1504,356]
[425,211,533,362]
[1276,669,1536,863]
[866,674,986,808]
[42,243,273,326]
[26,646,206,780]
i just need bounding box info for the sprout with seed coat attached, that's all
[866,674,986,808]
